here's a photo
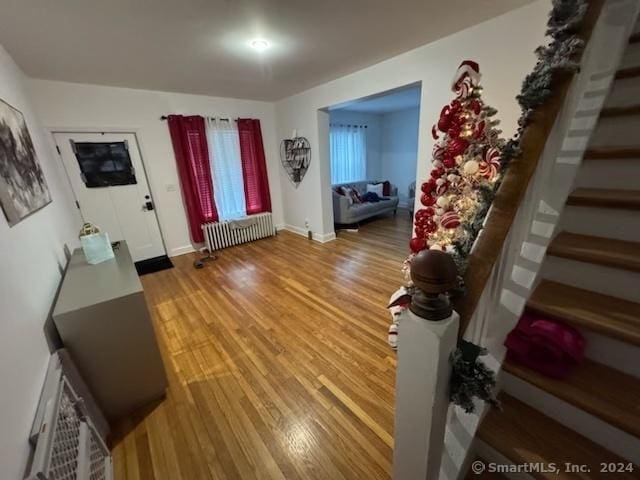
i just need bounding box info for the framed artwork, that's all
[0,98,51,226]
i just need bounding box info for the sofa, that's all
[332,180,399,225]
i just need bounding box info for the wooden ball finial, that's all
[409,250,458,320]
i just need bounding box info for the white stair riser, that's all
[590,115,640,147]
[560,206,640,242]
[573,158,640,190]
[540,256,640,303]
[501,371,640,465]
[605,77,640,108]
[619,43,640,69]
[581,330,640,379]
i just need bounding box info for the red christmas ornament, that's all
[430,167,444,179]
[437,105,452,133]
[447,125,461,138]
[424,220,437,234]
[469,99,482,115]
[442,156,455,169]
[415,209,428,222]
[409,236,427,254]
[474,120,486,139]
[420,193,436,207]
[447,137,469,156]
[421,179,435,194]
[450,99,462,112]
[414,226,426,237]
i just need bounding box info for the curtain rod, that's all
[160,115,240,121]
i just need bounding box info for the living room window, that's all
[330,123,367,183]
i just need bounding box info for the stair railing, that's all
[393,0,640,478]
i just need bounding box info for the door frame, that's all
[48,126,169,257]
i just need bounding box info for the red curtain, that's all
[237,119,272,215]
[167,115,218,243]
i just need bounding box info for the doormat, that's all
[135,255,174,276]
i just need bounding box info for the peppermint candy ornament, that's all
[433,144,445,160]
[441,211,461,229]
[479,147,501,180]
[455,76,474,99]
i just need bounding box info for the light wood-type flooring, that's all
[111,211,411,479]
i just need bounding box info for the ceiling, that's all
[335,85,421,114]
[0,0,534,101]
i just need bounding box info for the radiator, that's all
[203,212,276,252]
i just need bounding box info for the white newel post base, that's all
[393,309,460,480]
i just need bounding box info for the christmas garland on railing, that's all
[392,0,591,414]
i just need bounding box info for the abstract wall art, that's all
[0,98,51,226]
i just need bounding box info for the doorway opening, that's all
[54,131,169,270]
[327,83,421,253]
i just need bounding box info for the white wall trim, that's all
[283,224,336,243]
[169,244,195,257]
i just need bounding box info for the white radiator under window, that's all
[203,212,276,252]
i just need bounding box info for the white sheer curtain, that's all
[207,118,247,220]
[330,124,367,184]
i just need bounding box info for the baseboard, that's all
[169,244,196,257]
[283,224,336,243]
[316,231,336,243]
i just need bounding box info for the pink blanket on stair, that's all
[504,312,586,379]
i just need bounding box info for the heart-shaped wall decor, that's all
[280,137,311,188]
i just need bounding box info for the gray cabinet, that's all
[53,242,167,422]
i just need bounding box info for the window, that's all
[72,141,136,188]
[207,118,247,220]
[330,124,366,184]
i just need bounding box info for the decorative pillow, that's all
[333,187,345,196]
[366,183,384,197]
[341,187,354,204]
[382,180,391,196]
[349,189,362,204]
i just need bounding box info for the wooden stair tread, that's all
[528,280,640,346]
[547,232,640,273]
[600,104,640,118]
[616,66,640,80]
[504,358,640,438]
[567,188,640,210]
[584,147,640,159]
[478,394,639,479]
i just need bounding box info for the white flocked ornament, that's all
[463,160,479,175]
[436,196,450,209]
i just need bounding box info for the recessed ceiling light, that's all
[250,39,269,52]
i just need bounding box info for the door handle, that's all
[143,201,154,211]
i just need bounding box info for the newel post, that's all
[393,250,460,480]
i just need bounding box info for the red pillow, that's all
[375,181,391,196]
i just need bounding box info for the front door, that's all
[55,132,166,262]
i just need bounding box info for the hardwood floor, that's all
[111,211,411,479]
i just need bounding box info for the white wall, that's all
[27,79,285,256]
[381,107,420,206]
[0,45,80,479]
[328,110,383,181]
[275,0,550,238]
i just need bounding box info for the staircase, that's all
[472,21,640,478]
